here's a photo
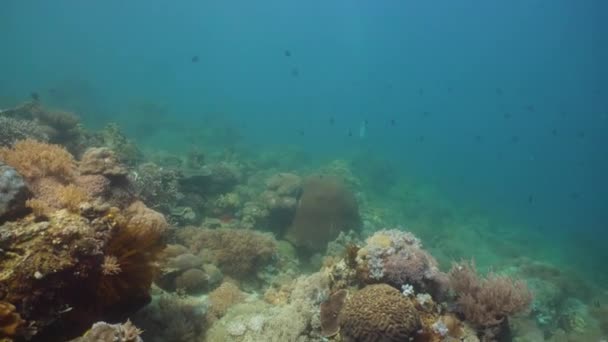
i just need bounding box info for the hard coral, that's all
[79,147,128,177]
[206,281,246,323]
[0,139,76,182]
[356,229,449,299]
[69,320,143,342]
[181,227,277,279]
[448,261,533,328]
[0,116,48,147]
[339,284,420,342]
[0,162,30,223]
[286,175,361,252]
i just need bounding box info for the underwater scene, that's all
[0,1,607,341]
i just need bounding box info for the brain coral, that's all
[285,175,361,252]
[339,284,420,342]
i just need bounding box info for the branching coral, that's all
[180,227,277,279]
[0,139,76,182]
[448,261,533,328]
[0,116,49,147]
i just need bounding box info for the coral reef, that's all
[319,289,347,337]
[0,162,30,223]
[131,292,208,342]
[206,281,246,323]
[0,102,85,154]
[0,116,48,147]
[79,147,128,177]
[355,229,450,299]
[448,261,533,329]
[69,320,143,342]
[0,139,76,183]
[0,138,167,341]
[286,175,361,252]
[206,272,330,342]
[130,162,181,215]
[339,284,420,341]
[177,227,277,280]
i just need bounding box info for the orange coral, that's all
[206,281,245,323]
[0,139,76,182]
[0,301,24,340]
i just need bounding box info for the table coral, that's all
[339,284,420,342]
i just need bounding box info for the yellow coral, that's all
[0,139,76,182]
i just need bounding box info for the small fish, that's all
[291,67,299,77]
[418,88,424,96]
[417,135,425,142]
[503,113,512,119]
[348,129,353,137]
[511,135,519,143]
[447,86,453,93]
[191,55,199,63]
[577,131,585,139]
[329,117,335,125]
[422,111,430,117]
[297,130,304,136]
[528,195,534,204]
[284,50,291,57]
[496,88,503,95]
[390,119,396,126]
[551,128,558,136]
[474,135,482,142]
[525,104,535,112]
[569,192,580,200]
[30,92,40,101]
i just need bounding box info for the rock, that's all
[0,162,30,222]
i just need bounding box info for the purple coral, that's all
[361,229,449,299]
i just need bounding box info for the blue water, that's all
[1,0,607,280]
